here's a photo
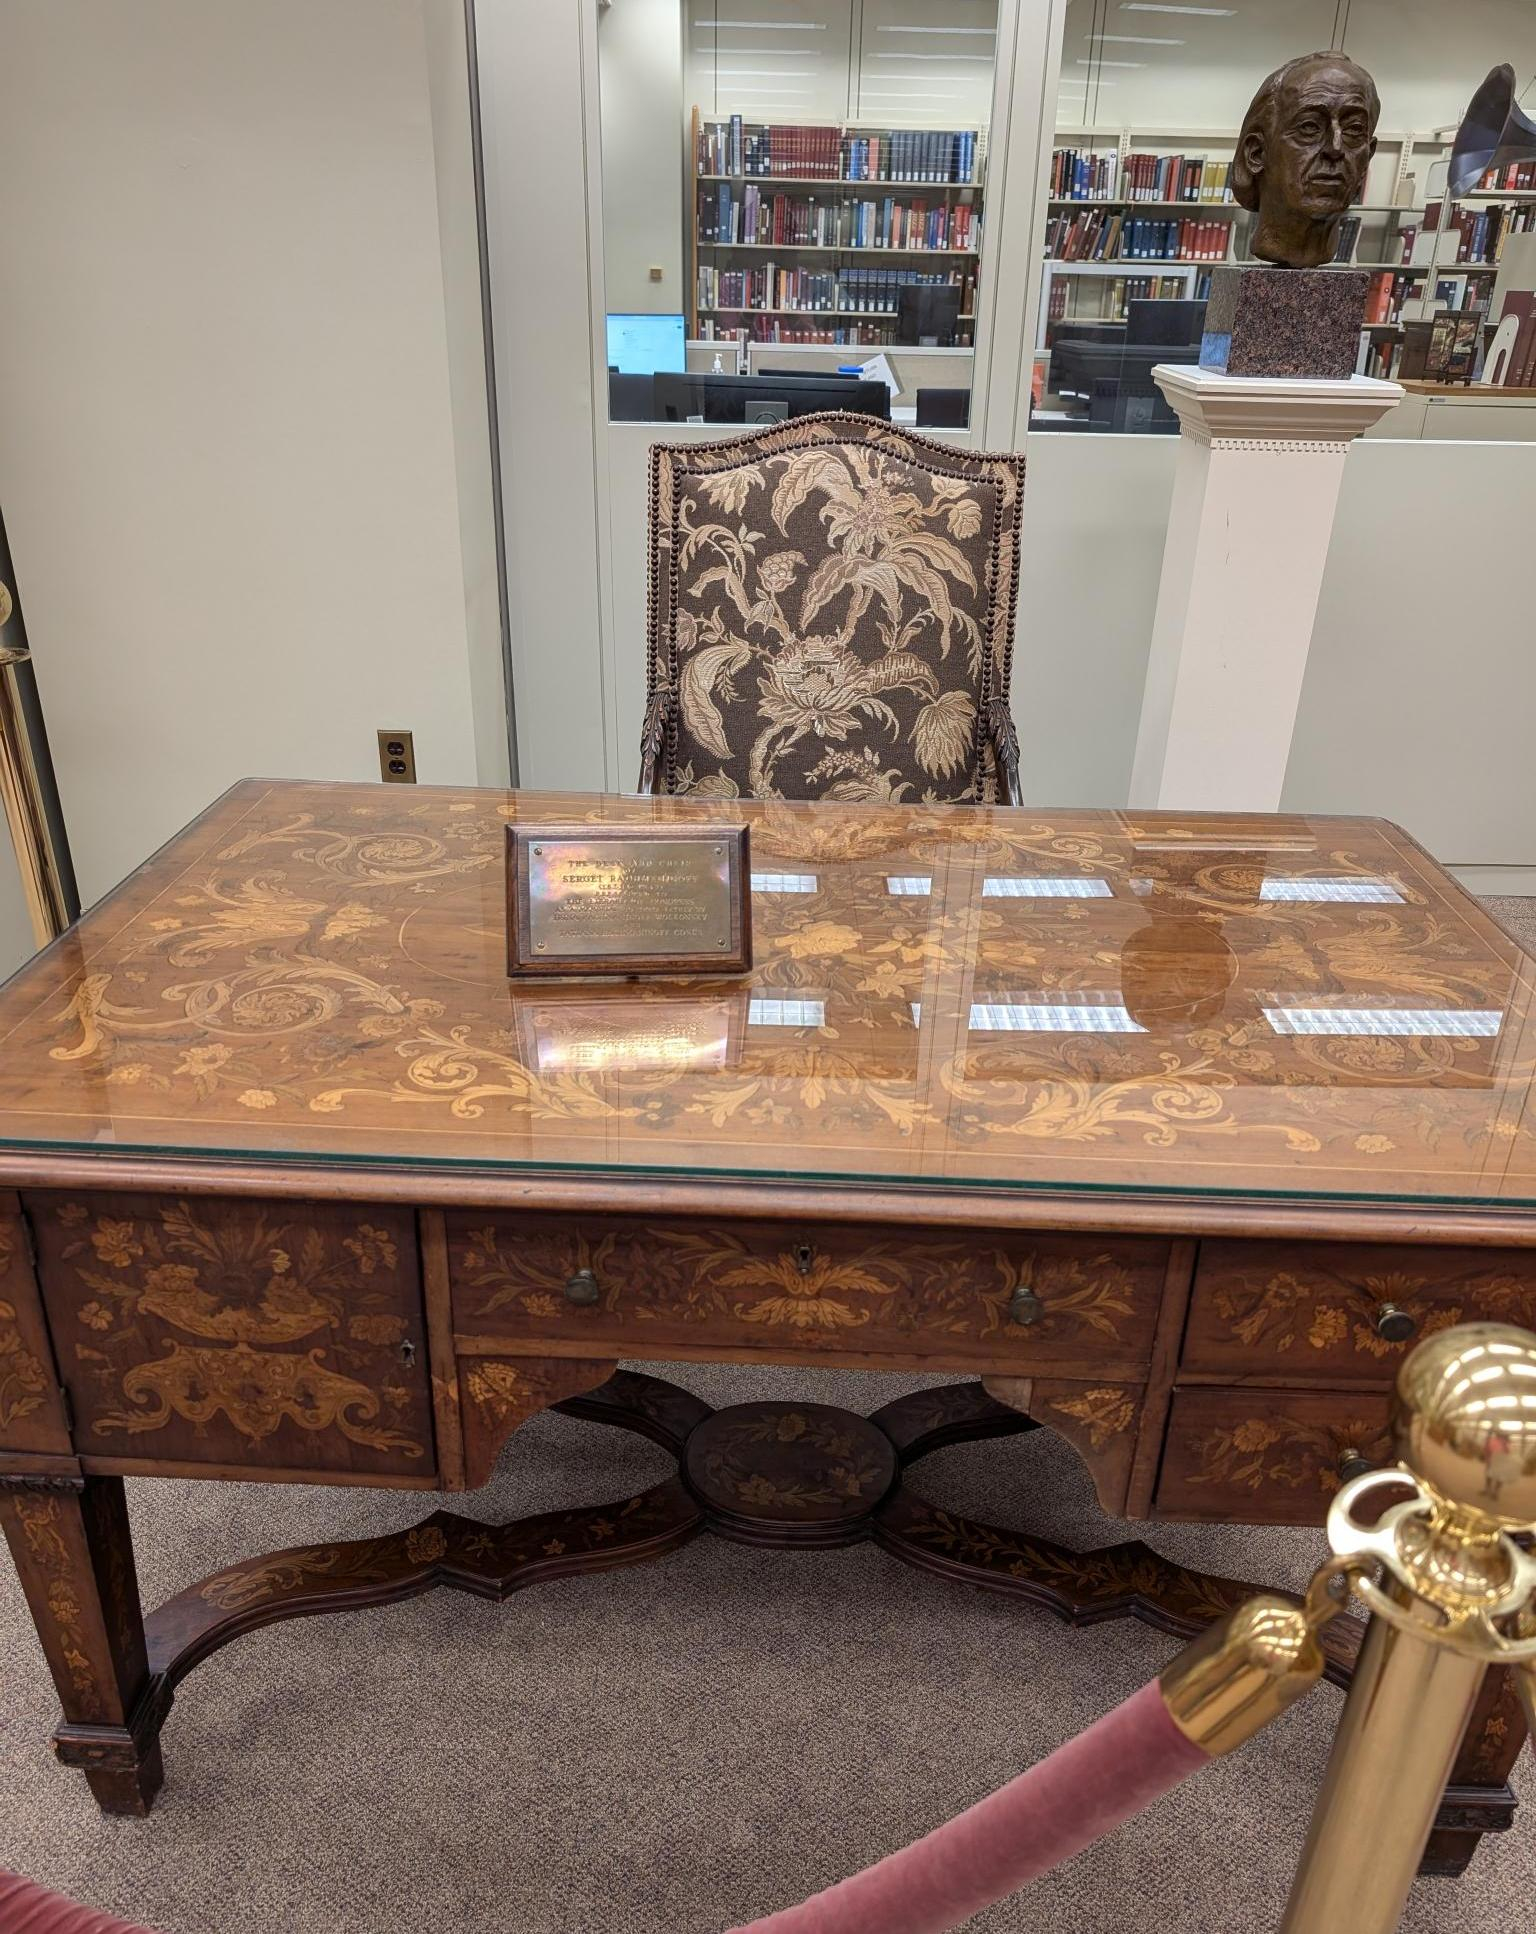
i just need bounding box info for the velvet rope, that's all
[728,1679,1210,1934]
[0,1684,1205,1934]
[0,1873,158,1934]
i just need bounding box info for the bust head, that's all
[1233,52,1380,268]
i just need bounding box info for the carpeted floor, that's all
[3,901,1534,1934]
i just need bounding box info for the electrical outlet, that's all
[377,730,417,783]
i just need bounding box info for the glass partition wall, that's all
[598,0,999,428]
[1036,0,1536,433]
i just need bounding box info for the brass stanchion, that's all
[0,531,76,946]
[1280,1322,1536,1934]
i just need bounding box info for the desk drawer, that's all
[27,1193,433,1479]
[447,1214,1166,1376]
[1155,1387,1392,1524]
[1184,1241,1536,1381]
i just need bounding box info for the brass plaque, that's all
[506,823,751,977]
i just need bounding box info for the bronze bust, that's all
[1232,51,1379,268]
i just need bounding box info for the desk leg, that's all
[0,1476,165,1815]
[1420,1667,1526,1876]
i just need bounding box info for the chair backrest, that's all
[643,412,1025,804]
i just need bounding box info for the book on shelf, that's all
[1357,332,1401,380]
[1476,159,1536,192]
[697,261,974,319]
[699,184,978,252]
[696,313,974,349]
[1045,210,1231,262]
[1047,147,1233,203]
[1122,152,1233,202]
[697,116,982,184]
[1050,146,1118,199]
[1420,199,1536,266]
[1331,215,1361,264]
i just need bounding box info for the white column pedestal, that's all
[1128,366,1403,813]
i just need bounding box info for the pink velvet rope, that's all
[728,1680,1210,1934]
[0,1873,158,1934]
[0,1685,1205,1934]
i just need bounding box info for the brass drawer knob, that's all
[1008,1287,1044,1327]
[1373,1302,1417,1343]
[563,1268,601,1308]
[1336,1448,1375,1485]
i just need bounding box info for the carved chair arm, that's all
[986,695,1022,808]
[638,685,676,795]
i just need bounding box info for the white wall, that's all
[1286,438,1536,866]
[0,0,504,907]
[1057,0,1536,134]
[600,0,686,314]
[477,0,612,789]
[683,0,1001,130]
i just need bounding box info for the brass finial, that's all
[1389,1322,1536,1613]
[1394,1322,1536,1528]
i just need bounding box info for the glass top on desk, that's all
[2,779,1535,1208]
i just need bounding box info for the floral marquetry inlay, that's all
[31,1195,432,1476]
[446,1215,1165,1374]
[0,781,1534,1207]
[1185,1242,1536,1381]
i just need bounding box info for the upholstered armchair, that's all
[640,412,1024,805]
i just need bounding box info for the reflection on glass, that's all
[1259,877,1405,903]
[749,996,827,1027]
[527,1000,740,1074]
[969,996,1147,1034]
[886,875,933,895]
[1263,1007,1504,1038]
[600,2,994,424]
[982,876,1114,898]
[752,871,818,893]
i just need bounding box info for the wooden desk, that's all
[0,781,1531,1869]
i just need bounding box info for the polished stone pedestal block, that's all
[1199,264,1369,380]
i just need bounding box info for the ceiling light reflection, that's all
[983,877,1113,898]
[748,997,825,1027]
[1263,1008,1503,1039]
[969,998,1146,1035]
[1260,878,1405,903]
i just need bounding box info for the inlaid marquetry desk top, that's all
[0,780,1533,1231]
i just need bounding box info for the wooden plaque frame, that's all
[505,822,752,979]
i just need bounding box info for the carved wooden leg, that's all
[0,1476,165,1815]
[1419,1667,1527,1876]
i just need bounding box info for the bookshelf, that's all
[691,108,986,349]
[1039,126,1536,373]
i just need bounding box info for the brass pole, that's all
[0,511,76,948]
[0,638,71,946]
[1281,1324,1536,1934]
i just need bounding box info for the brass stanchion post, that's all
[1280,1323,1536,1934]
[0,528,76,945]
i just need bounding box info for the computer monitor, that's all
[915,387,971,428]
[608,371,656,422]
[652,372,890,424]
[605,313,686,376]
[1124,299,1207,348]
[896,285,961,347]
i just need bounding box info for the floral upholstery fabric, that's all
[645,415,1024,803]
